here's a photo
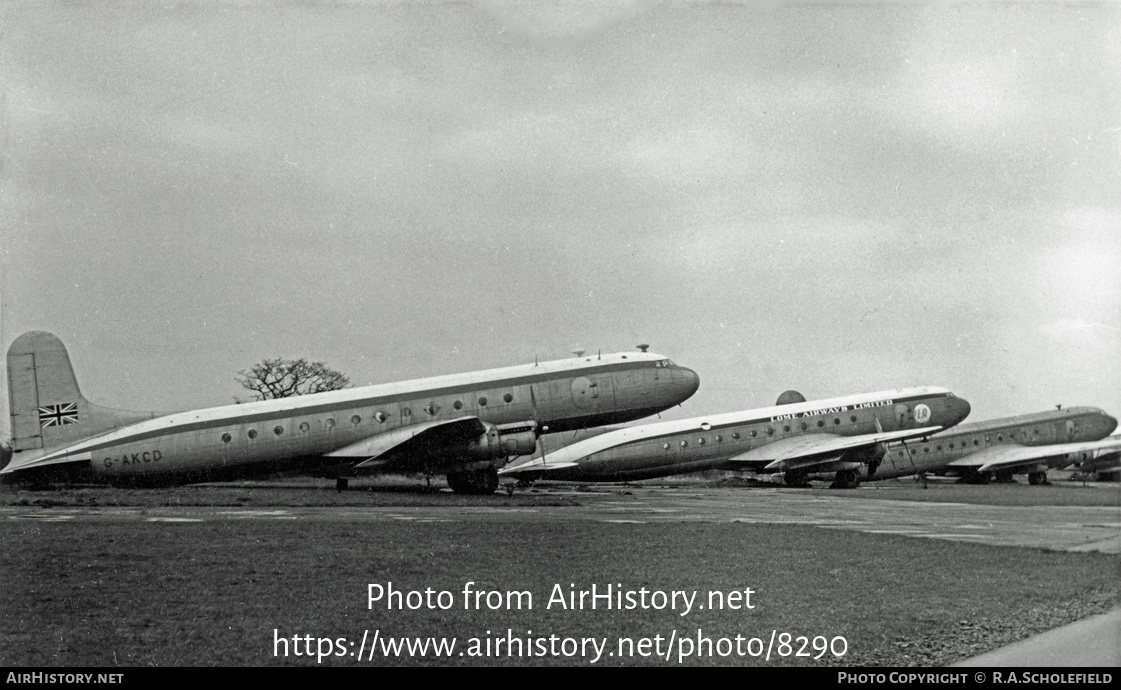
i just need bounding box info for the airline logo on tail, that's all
[38,403,80,427]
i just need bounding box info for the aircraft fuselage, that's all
[513,388,969,482]
[7,352,699,486]
[874,407,1118,480]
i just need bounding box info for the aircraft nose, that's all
[677,367,700,400]
[1102,412,1118,436]
[951,396,972,425]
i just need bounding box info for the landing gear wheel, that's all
[446,467,500,495]
[472,467,499,494]
[1028,471,1048,486]
[336,477,349,492]
[831,469,861,489]
[784,470,810,487]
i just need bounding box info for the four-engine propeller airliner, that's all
[870,407,1120,485]
[500,387,971,488]
[2,331,699,494]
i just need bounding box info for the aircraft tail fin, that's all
[7,331,162,453]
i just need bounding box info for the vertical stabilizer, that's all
[7,331,162,452]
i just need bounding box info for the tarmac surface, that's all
[4,483,1118,554]
[953,607,1120,668]
[4,481,1117,666]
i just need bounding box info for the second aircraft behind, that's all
[871,407,1119,484]
[501,387,971,487]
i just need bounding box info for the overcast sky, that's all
[2,1,1118,434]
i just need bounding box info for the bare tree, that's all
[236,358,351,401]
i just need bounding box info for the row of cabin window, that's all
[218,393,520,442]
[659,416,866,449]
[660,424,1049,453]
[894,428,1043,456]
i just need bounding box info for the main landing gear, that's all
[830,469,861,489]
[446,466,500,495]
[992,470,1016,483]
[1028,471,1049,485]
[783,469,810,487]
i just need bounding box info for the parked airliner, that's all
[500,387,971,488]
[2,332,699,494]
[871,407,1119,484]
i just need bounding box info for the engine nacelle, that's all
[465,421,539,460]
[841,442,887,465]
[829,443,889,476]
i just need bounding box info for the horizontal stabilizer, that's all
[947,437,1121,473]
[1,448,93,474]
[725,426,944,471]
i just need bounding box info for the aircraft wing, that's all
[497,456,579,475]
[326,416,489,470]
[497,427,624,475]
[946,437,1121,474]
[725,427,944,472]
[498,421,681,476]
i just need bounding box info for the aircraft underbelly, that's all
[541,455,719,482]
[85,426,352,481]
[554,443,727,481]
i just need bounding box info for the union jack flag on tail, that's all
[39,403,79,427]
